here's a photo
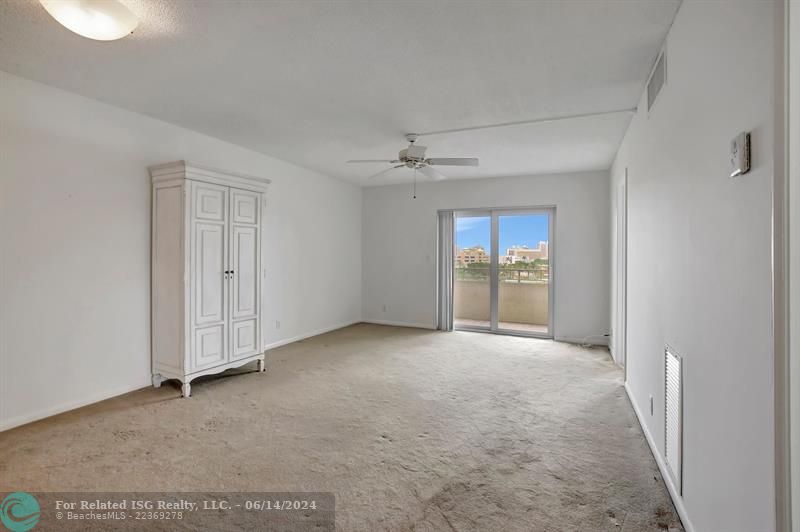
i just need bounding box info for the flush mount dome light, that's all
[39,0,138,41]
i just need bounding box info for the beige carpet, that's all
[0,324,682,531]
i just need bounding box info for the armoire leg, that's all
[181,382,191,398]
[257,357,266,372]
[152,373,163,388]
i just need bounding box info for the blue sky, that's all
[456,214,548,253]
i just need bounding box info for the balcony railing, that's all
[455,266,549,283]
[454,266,550,329]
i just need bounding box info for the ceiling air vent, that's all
[647,51,666,112]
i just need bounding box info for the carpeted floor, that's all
[0,324,682,531]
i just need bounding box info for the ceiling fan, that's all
[347,134,478,181]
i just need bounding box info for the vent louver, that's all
[665,347,683,494]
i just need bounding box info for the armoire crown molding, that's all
[149,160,272,192]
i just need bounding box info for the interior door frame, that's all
[777,1,797,528]
[789,2,799,526]
[614,169,628,373]
[453,206,555,339]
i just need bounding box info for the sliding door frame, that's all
[453,206,556,339]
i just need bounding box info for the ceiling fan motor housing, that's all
[400,144,427,162]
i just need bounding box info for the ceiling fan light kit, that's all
[400,144,427,161]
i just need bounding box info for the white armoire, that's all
[150,161,270,397]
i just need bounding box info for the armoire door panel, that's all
[231,225,258,319]
[193,325,226,369]
[194,185,226,221]
[194,222,226,325]
[231,319,258,359]
[231,190,259,224]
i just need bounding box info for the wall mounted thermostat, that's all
[730,131,751,177]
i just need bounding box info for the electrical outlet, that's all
[649,395,654,416]
[275,320,280,330]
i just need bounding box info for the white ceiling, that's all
[0,0,680,185]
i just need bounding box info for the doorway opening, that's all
[452,208,554,338]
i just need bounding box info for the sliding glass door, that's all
[453,213,491,330]
[453,208,553,338]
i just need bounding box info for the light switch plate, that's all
[730,131,751,177]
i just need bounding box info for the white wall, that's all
[362,171,610,342]
[610,1,776,530]
[0,71,362,431]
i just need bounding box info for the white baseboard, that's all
[624,382,695,532]
[555,335,610,347]
[361,319,437,330]
[1,381,148,432]
[263,320,361,351]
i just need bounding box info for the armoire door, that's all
[191,182,229,370]
[228,188,261,360]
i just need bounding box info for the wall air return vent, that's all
[664,347,683,494]
[647,51,666,112]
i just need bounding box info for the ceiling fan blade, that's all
[419,165,447,181]
[367,164,406,180]
[347,159,397,163]
[426,157,479,167]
